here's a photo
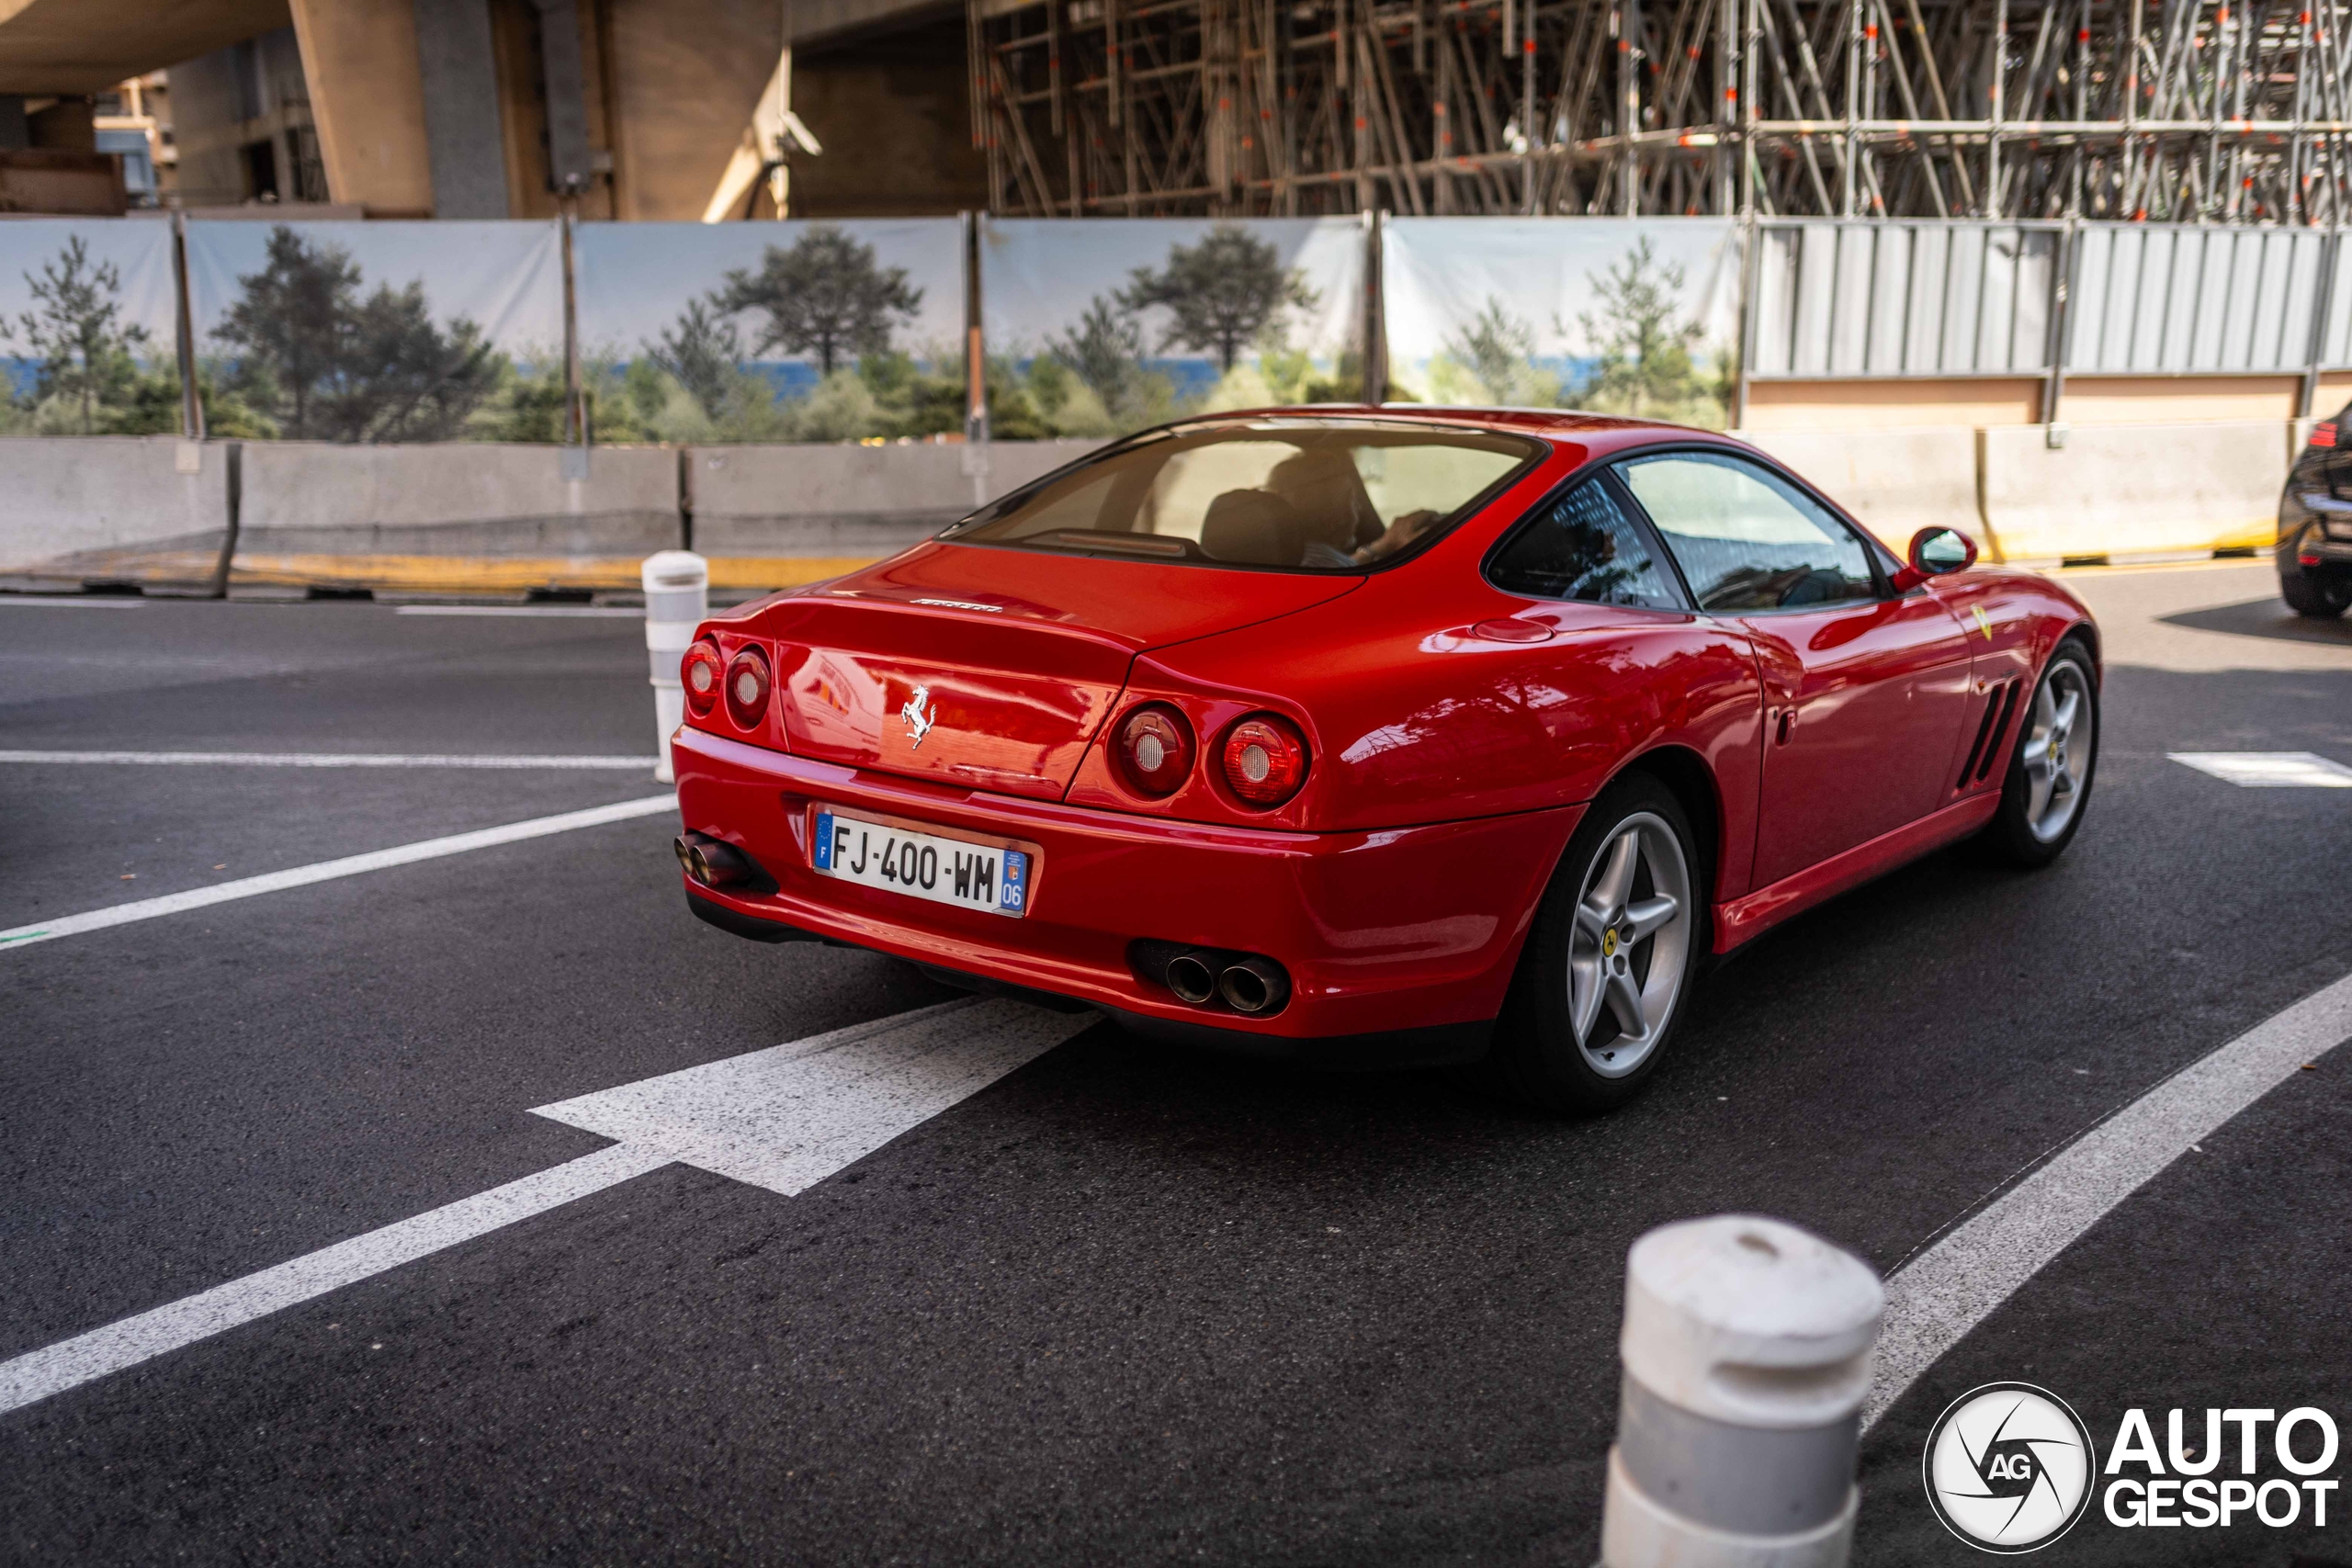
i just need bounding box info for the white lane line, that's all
[0,596,145,608]
[0,1144,673,1417]
[0,794,676,953]
[0,998,1093,1417]
[1866,970,2352,1428]
[0,750,658,770]
[393,605,641,618]
[532,997,1097,1194]
[2171,751,2352,788]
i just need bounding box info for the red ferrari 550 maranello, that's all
[672,408,2098,1111]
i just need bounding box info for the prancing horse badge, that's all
[901,684,938,749]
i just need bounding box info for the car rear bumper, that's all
[673,726,1580,1050]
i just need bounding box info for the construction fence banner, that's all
[0,218,184,438]
[981,216,1370,438]
[1381,217,1744,428]
[572,219,967,446]
[181,219,566,444]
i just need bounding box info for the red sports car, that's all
[672,410,2098,1111]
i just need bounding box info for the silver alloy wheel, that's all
[1565,810,1692,1078]
[2018,658,2094,843]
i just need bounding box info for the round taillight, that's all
[1113,703,1195,797]
[682,641,723,716]
[723,646,771,729]
[1221,715,1308,807]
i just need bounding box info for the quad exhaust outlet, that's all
[675,831,768,892]
[1148,944,1292,1016]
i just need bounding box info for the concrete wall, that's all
[1980,422,2288,562]
[1746,378,2044,431]
[237,442,682,554]
[686,440,1102,558]
[1753,421,2290,563]
[1743,426,1984,554]
[0,436,230,592]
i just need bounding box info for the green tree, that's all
[4,236,152,434]
[212,225,500,442]
[1565,237,1716,423]
[714,226,922,377]
[1046,295,1148,414]
[1119,225,1318,372]
[646,298,741,419]
[1445,297,1540,405]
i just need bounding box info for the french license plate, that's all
[810,808,1032,917]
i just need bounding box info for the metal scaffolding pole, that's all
[970,0,2352,220]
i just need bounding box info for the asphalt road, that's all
[2,565,2348,1566]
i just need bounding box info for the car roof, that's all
[1179,403,1738,456]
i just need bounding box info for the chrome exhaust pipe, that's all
[676,832,759,889]
[1164,951,1218,1005]
[1217,956,1289,1015]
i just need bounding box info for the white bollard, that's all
[1600,1215,1884,1568]
[641,550,708,784]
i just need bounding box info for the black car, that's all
[2281,408,2352,617]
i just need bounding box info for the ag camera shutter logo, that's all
[1924,1382,2098,1552]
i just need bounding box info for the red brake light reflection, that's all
[682,641,723,717]
[723,646,771,729]
[1114,703,1195,797]
[2313,422,2337,448]
[1221,715,1308,807]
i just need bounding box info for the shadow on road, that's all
[2160,594,2352,649]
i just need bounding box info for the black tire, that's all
[1978,637,2099,869]
[2281,569,2351,619]
[1484,773,1706,1114]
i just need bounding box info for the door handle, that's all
[1774,708,1796,745]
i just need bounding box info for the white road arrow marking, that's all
[0,998,1093,1417]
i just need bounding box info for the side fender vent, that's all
[1973,680,2023,785]
[1957,680,2019,789]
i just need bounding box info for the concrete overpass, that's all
[0,0,979,219]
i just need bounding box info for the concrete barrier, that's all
[229,442,682,595]
[0,436,232,594]
[685,439,1103,591]
[1742,426,1984,556]
[1980,420,2286,563]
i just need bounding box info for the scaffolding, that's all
[969,0,2352,221]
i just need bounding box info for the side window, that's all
[1616,451,1877,612]
[1487,476,1683,610]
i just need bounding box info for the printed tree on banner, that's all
[1565,237,1716,422]
[646,298,743,419]
[714,227,922,376]
[1445,298,1540,405]
[1046,296,1148,416]
[213,226,498,442]
[1119,226,1318,373]
[3,236,152,434]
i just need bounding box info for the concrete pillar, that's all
[411,0,511,219]
[286,0,435,216]
[604,0,777,220]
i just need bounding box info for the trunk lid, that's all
[756,541,1358,799]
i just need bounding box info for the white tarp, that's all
[1382,217,1743,428]
[983,217,1369,434]
[571,219,965,444]
[0,219,183,435]
[183,220,564,443]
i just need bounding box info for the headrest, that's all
[1200,488,1306,566]
[1267,448,1383,548]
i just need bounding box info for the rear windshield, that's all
[940,419,1546,573]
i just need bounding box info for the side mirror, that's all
[1890,525,1978,592]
